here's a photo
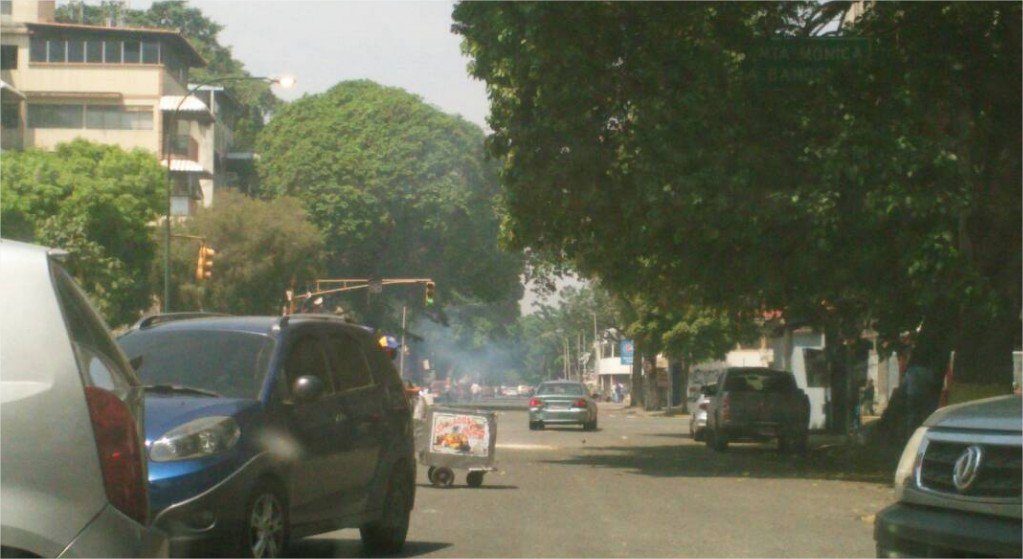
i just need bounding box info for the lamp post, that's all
[163,75,294,312]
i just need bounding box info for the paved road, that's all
[289,403,893,557]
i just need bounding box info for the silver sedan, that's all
[528,381,598,430]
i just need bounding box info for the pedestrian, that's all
[862,378,876,416]
[613,382,623,403]
[471,382,481,402]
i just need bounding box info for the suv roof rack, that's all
[132,312,230,330]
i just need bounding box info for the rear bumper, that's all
[720,420,793,439]
[530,407,590,424]
[874,502,1022,558]
[59,504,168,558]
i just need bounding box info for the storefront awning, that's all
[160,95,213,118]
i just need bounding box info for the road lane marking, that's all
[496,443,559,450]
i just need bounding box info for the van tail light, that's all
[85,386,148,524]
[572,398,588,408]
[698,401,708,411]
[529,398,543,408]
[722,394,731,421]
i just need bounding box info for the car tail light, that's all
[85,386,148,524]
[572,398,588,408]
[529,398,543,408]
[699,401,708,411]
[722,394,731,421]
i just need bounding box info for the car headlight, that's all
[893,426,928,500]
[150,416,240,462]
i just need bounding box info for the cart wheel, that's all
[426,466,436,481]
[428,466,455,488]
[466,471,485,488]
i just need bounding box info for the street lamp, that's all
[163,75,295,312]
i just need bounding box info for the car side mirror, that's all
[292,375,325,403]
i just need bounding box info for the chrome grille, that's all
[920,440,1022,499]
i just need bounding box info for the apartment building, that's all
[1,0,234,216]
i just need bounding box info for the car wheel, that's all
[466,471,485,488]
[241,482,288,558]
[361,463,413,555]
[529,421,544,431]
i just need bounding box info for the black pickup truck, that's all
[705,367,810,452]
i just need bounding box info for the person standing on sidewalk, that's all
[862,378,876,416]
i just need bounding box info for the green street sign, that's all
[746,37,870,86]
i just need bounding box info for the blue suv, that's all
[117,314,415,558]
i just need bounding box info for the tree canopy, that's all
[453,1,1021,384]
[1,139,164,325]
[165,190,325,315]
[257,80,524,333]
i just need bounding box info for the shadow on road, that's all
[538,439,895,484]
[287,538,452,558]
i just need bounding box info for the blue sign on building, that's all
[620,339,634,365]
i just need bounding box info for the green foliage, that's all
[1,139,164,325]
[453,2,1021,382]
[56,0,279,148]
[165,190,325,315]
[257,80,524,332]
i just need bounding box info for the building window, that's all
[142,42,159,64]
[46,40,66,63]
[85,41,102,63]
[1,103,19,129]
[123,41,140,63]
[1,45,16,69]
[67,40,85,63]
[30,38,46,62]
[85,105,153,130]
[104,40,122,63]
[1,1,12,16]
[28,104,84,129]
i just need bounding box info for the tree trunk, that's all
[630,344,643,408]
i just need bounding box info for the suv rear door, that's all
[279,326,348,523]
[323,328,383,516]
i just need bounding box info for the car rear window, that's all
[537,383,586,396]
[724,369,797,393]
[118,329,274,399]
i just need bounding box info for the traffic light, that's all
[195,244,215,281]
[424,281,435,306]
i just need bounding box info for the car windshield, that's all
[537,383,586,396]
[118,330,274,400]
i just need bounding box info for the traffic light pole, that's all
[284,277,435,315]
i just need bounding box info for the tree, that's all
[164,190,325,315]
[257,80,524,334]
[1,139,164,325]
[56,0,279,148]
[453,2,1021,398]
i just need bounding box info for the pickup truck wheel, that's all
[711,429,729,451]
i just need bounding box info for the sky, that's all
[130,0,490,129]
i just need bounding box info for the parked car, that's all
[528,381,598,430]
[0,240,168,558]
[874,394,1022,558]
[705,367,810,452]
[116,314,416,558]
[689,385,716,442]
